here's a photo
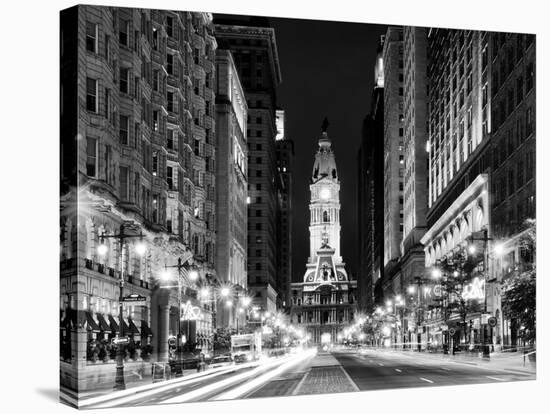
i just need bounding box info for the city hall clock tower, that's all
[290,119,356,345]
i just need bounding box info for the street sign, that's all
[112,337,129,345]
[449,328,456,336]
[122,294,147,302]
[488,316,497,327]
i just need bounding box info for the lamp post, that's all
[97,224,147,391]
[161,257,198,364]
[467,229,502,358]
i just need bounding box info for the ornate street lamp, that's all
[97,224,146,391]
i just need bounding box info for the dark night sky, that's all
[268,16,387,282]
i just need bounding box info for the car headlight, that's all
[247,354,253,361]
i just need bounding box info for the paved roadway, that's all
[243,348,534,398]
[78,348,535,408]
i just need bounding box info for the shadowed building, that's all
[214,16,283,316]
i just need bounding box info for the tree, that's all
[501,219,536,345]
[502,270,536,344]
[433,252,483,350]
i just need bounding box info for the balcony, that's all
[80,258,150,290]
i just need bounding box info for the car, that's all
[209,355,234,368]
[233,353,251,364]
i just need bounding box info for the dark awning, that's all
[85,311,101,332]
[128,318,140,335]
[108,314,119,332]
[140,320,153,336]
[96,313,111,332]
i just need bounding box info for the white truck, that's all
[230,333,262,363]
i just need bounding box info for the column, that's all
[158,305,170,363]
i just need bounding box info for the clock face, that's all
[320,187,330,200]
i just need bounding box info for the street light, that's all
[97,224,146,391]
[162,256,198,364]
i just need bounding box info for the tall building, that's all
[357,35,385,313]
[420,28,492,349]
[418,29,536,351]
[214,17,283,315]
[290,122,356,344]
[488,32,536,346]
[382,27,405,295]
[60,6,218,391]
[399,27,429,343]
[275,110,294,310]
[214,49,248,329]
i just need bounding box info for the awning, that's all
[140,320,153,337]
[96,313,111,332]
[85,311,101,332]
[108,314,119,332]
[128,318,140,335]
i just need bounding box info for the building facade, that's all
[275,110,294,310]
[214,17,283,315]
[382,27,405,295]
[290,125,356,344]
[419,29,536,351]
[399,26,429,344]
[357,35,385,313]
[488,32,536,347]
[214,49,249,329]
[60,6,219,391]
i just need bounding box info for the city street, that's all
[69,347,535,408]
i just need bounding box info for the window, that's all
[526,107,534,136]
[119,68,129,94]
[86,78,98,112]
[255,223,262,230]
[323,211,329,222]
[153,110,159,132]
[152,151,158,176]
[166,16,173,37]
[526,62,534,92]
[256,157,262,164]
[105,88,111,120]
[167,166,173,189]
[256,183,262,191]
[86,137,97,177]
[256,130,262,137]
[167,91,174,112]
[153,70,159,92]
[256,116,262,124]
[119,115,129,145]
[256,170,262,177]
[86,22,98,53]
[167,129,174,150]
[255,263,262,271]
[256,144,262,151]
[517,76,524,104]
[167,54,173,75]
[256,210,262,217]
[119,18,129,46]
[119,166,129,200]
[399,128,404,137]
[399,87,404,96]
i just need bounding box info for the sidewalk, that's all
[293,352,358,395]
[372,347,536,375]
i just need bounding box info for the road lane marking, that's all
[419,377,434,383]
[441,367,451,371]
[395,369,402,373]
[166,350,317,404]
[378,363,384,366]
[486,376,506,381]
